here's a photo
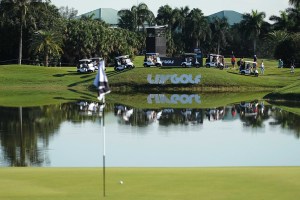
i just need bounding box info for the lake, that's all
[0,99,299,167]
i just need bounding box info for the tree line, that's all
[0,0,299,66]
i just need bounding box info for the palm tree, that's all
[268,30,289,43]
[240,10,266,54]
[210,17,229,54]
[117,8,135,31]
[0,0,45,65]
[156,5,174,28]
[30,30,63,66]
[269,11,291,31]
[118,3,154,32]
[185,8,209,50]
[289,0,300,7]
[286,6,300,32]
[173,6,190,33]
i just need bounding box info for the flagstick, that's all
[102,95,106,197]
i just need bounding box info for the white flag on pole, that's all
[94,60,111,101]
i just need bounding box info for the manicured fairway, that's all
[1,167,300,200]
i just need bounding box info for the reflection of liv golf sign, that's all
[147,74,201,84]
[148,94,201,104]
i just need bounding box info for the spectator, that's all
[260,60,265,75]
[231,55,236,68]
[291,63,295,73]
[278,59,283,68]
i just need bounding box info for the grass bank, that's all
[1,167,300,200]
[0,57,299,107]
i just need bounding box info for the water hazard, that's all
[0,100,299,167]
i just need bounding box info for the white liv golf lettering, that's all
[147,74,201,84]
[147,94,201,104]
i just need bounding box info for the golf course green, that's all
[0,56,299,107]
[1,167,300,200]
[0,57,300,200]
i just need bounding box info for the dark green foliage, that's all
[274,33,300,66]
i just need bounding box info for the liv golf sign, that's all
[147,74,201,84]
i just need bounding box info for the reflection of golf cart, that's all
[90,57,103,70]
[144,53,163,67]
[114,55,135,71]
[239,61,258,76]
[77,59,96,73]
[181,53,200,68]
[205,54,224,68]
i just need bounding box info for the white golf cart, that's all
[181,53,200,68]
[205,54,225,68]
[114,55,135,71]
[90,57,103,70]
[77,59,96,73]
[239,61,258,77]
[144,53,163,67]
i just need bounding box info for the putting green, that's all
[1,167,300,200]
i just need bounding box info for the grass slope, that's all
[0,57,299,107]
[1,167,300,200]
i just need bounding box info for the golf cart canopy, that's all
[79,59,92,62]
[90,57,102,61]
[184,53,197,56]
[244,61,257,64]
[115,55,129,59]
[146,53,159,56]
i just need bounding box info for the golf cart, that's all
[114,55,135,71]
[90,57,103,70]
[144,53,163,67]
[77,59,96,73]
[181,53,200,68]
[239,61,258,76]
[205,54,225,69]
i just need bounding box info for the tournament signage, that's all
[160,57,182,66]
[147,74,201,84]
[148,94,201,104]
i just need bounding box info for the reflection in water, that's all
[113,101,272,128]
[0,100,300,167]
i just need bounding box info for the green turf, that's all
[1,167,300,200]
[0,56,299,107]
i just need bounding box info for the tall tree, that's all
[0,0,47,65]
[209,17,229,54]
[286,6,300,32]
[156,5,174,28]
[289,0,300,7]
[118,3,154,32]
[29,30,63,66]
[185,8,209,50]
[240,10,266,54]
[269,11,291,31]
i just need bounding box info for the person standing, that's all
[253,55,257,62]
[253,55,257,68]
[231,55,236,69]
[278,59,283,68]
[291,63,295,73]
[260,60,265,75]
[291,59,296,73]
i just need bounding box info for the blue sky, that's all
[51,0,291,19]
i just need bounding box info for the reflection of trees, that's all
[1,102,300,166]
[113,102,300,138]
[270,107,300,138]
[0,102,114,166]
